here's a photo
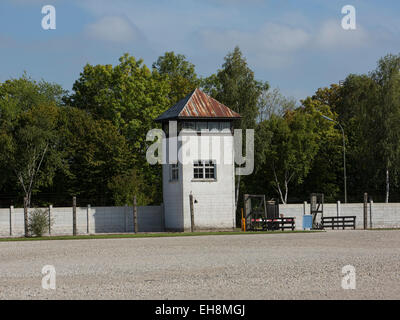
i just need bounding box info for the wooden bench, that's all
[322,216,356,230]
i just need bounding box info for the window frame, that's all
[170,163,179,182]
[193,160,217,181]
[180,121,232,133]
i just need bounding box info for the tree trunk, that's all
[284,180,289,205]
[24,196,29,237]
[385,168,389,203]
[272,166,286,204]
[26,191,31,209]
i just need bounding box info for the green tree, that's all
[66,54,171,204]
[0,76,65,206]
[153,51,200,105]
[256,111,319,204]
[257,87,296,122]
[66,53,170,155]
[3,104,62,209]
[299,94,343,202]
[370,54,400,202]
[54,107,134,205]
[202,46,268,129]
[107,169,153,206]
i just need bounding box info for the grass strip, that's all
[0,230,322,242]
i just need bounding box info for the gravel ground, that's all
[0,230,399,300]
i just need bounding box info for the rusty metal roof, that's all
[155,88,241,122]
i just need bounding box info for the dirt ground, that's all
[0,230,399,300]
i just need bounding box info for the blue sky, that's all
[1,0,399,100]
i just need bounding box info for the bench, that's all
[322,216,356,230]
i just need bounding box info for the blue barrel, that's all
[303,215,313,230]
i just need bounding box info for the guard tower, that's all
[155,88,241,231]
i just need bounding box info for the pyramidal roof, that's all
[155,88,241,122]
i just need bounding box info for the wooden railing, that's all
[322,216,356,230]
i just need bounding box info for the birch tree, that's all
[10,104,61,208]
[370,54,400,202]
[258,112,319,204]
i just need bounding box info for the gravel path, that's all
[0,230,399,300]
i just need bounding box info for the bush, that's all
[28,208,52,237]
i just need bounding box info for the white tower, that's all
[155,89,241,232]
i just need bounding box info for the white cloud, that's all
[84,16,141,44]
[199,23,311,68]
[315,19,370,49]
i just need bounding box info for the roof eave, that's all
[155,116,242,123]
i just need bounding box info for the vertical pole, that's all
[24,197,28,237]
[87,204,91,234]
[244,194,249,229]
[48,205,52,235]
[124,204,128,233]
[369,200,373,229]
[161,203,165,232]
[9,205,13,236]
[189,194,195,233]
[73,196,77,236]
[241,208,243,231]
[133,195,138,233]
[363,193,368,230]
[340,124,347,204]
[337,201,341,218]
[303,201,307,215]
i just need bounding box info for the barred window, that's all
[181,121,232,133]
[170,164,179,181]
[193,160,216,180]
[196,122,208,132]
[182,122,196,130]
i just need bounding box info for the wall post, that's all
[337,201,341,218]
[369,200,373,229]
[189,194,195,233]
[9,205,14,236]
[87,204,91,234]
[161,203,165,232]
[48,205,52,235]
[133,196,138,233]
[363,193,368,230]
[73,196,77,236]
[124,204,128,233]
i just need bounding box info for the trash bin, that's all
[303,215,313,230]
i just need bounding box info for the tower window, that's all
[193,160,216,180]
[181,121,232,133]
[170,163,179,181]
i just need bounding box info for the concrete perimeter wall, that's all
[280,202,400,230]
[2,202,399,236]
[0,205,163,237]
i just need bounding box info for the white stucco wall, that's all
[162,136,184,231]
[280,202,400,230]
[0,206,163,237]
[162,131,236,231]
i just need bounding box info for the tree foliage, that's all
[202,46,268,129]
[153,51,200,105]
[0,76,64,207]
[66,53,170,158]
[2,50,400,210]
